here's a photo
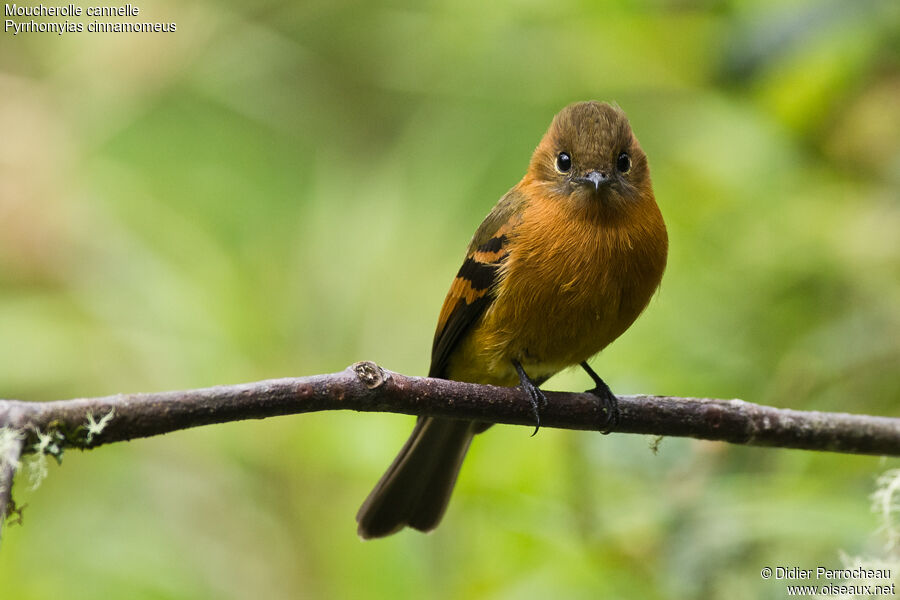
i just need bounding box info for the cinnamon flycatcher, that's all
[357,101,668,539]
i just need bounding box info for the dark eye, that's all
[616,152,631,173]
[556,152,572,173]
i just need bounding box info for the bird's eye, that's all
[616,152,631,174]
[556,152,572,173]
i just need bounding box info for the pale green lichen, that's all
[872,469,900,552]
[17,410,115,492]
[23,426,65,491]
[2,410,117,525]
[84,409,114,445]
[0,426,23,476]
[1,427,24,524]
[23,453,48,491]
[32,427,65,462]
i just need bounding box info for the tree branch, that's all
[2,361,898,454]
[1,361,898,538]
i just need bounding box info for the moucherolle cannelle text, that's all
[4,3,177,34]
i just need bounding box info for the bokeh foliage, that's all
[0,0,898,598]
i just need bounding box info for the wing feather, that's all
[428,189,526,379]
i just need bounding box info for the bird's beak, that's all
[576,171,610,191]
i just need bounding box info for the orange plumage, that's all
[357,101,668,538]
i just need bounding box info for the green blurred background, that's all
[1,0,898,598]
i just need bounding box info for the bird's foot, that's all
[580,362,619,434]
[587,381,619,434]
[512,360,547,436]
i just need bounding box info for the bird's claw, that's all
[525,384,548,437]
[579,361,619,433]
[512,359,547,436]
[587,382,619,434]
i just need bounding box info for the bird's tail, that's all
[356,417,475,539]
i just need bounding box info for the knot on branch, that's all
[353,362,389,390]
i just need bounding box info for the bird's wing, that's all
[428,188,527,379]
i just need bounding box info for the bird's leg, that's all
[512,359,548,437]
[580,361,619,434]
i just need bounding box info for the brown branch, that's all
[1,361,898,539]
[1,361,898,454]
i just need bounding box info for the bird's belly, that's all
[447,273,650,387]
[504,285,628,372]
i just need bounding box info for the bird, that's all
[356,101,668,539]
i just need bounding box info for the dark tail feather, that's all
[356,417,475,539]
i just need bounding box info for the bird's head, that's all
[528,101,653,211]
